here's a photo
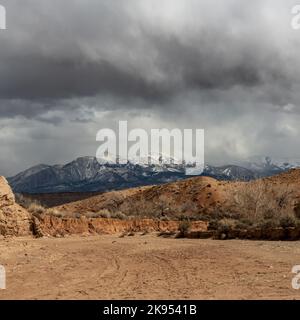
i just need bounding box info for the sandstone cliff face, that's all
[0,177,32,236]
[37,216,207,237]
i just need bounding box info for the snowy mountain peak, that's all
[7,155,300,194]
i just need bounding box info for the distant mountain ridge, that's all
[7,156,300,194]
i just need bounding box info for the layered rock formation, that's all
[37,216,207,237]
[0,177,32,236]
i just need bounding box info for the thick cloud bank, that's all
[0,0,300,175]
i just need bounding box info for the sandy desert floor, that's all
[0,234,300,300]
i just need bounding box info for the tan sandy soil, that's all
[0,234,300,300]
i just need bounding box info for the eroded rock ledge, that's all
[0,176,32,236]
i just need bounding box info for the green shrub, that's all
[178,220,191,235]
[27,203,46,216]
[215,218,236,233]
[159,216,171,221]
[257,219,280,229]
[97,209,111,219]
[280,215,298,228]
[45,208,64,218]
[110,212,128,220]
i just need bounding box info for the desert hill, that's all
[53,169,300,222]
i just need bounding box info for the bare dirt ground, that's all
[0,234,300,300]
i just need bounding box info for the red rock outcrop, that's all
[0,177,32,236]
[37,215,208,237]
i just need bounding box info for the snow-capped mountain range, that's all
[7,156,300,194]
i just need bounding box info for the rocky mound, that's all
[0,177,32,236]
[53,176,231,218]
[53,169,300,221]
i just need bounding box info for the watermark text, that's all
[0,265,5,289]
[292,265,300,289]
[291,5,300,29]
[96,121,204,176]
[0,5,6,30]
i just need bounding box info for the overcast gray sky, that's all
[1,0,300,176]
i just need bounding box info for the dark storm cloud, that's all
[1,0,300,176]
[0,57,171,101]
[0,0,298,116]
